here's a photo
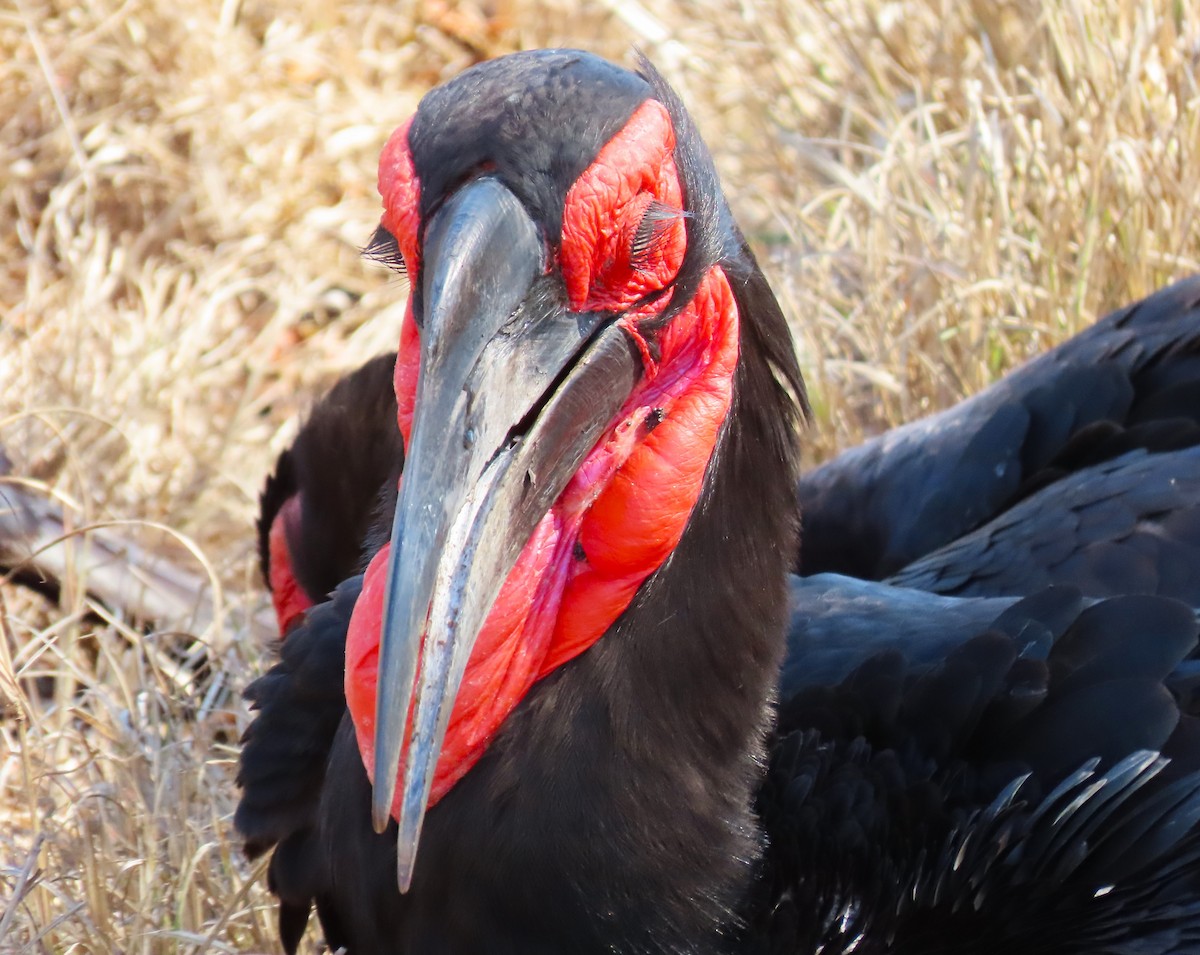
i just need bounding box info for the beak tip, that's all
[371,783,395,835]
[397,856,416,895]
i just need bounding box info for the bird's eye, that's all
[375,116,423,280]
[629,200,687,272]
[558,99,689,314]
[363,224,408,277]
[560,185,687,314]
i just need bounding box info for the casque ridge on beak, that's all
[370,176,640,891]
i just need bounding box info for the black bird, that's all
[237,49,1200,955]
[798,280,1200,585]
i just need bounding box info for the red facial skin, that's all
[267,494,313,637]
[378,116,423,445]
[345,100,741,818]
[560,100,686,313]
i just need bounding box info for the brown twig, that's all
[0,456,273,653]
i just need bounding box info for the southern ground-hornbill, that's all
[236,49,1200,954]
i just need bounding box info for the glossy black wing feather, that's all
[779,574,1043,695]
[888,447,1200,604]
[798,274,1200,580]
[1018,416,1200,497]
[898,753,1200,954]
[759,577,1200,952]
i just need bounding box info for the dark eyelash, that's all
[362,224,407,275]
[630,201,688,269]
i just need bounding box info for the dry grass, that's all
[2,0,1200,951]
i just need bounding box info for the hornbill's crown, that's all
[410,51,652,247]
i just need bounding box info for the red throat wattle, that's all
[344,100,741,819]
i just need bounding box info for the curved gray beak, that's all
[370,177,640,892]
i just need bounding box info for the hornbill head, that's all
[344,49,803,893]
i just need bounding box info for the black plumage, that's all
[797,278,1200,580]
[237,49,1200,955]
[888,446,1200,602]
[761,580,1200,954]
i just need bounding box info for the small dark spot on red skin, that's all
[573,540,587,562]
[644,407,665,434]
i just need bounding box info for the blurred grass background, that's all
[2,0,1199,950]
